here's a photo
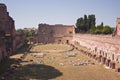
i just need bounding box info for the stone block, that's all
[109,62,115,69]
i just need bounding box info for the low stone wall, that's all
[74,34,120,63]
[73,43,116,70]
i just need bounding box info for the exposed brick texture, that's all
[116,18,120,36]
[36,24,75,44]
[74,34,120,63]
[0,3,16,62]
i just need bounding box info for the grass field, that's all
[30,44,72,53]
[4,44,120,80]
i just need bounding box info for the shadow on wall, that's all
[10,64,63,80]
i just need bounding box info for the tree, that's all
[31,30,36,36]
[88,14,96,29]
[100,22,104,27]
[84,15,89,31]
[76,17,86,32]
[76,14,113,34]
[76,14,96,33]
[90,26,96,34]
[94,29,101,34]
[96,25,103,31]
[102,26,112,34]
[23,30,36,38]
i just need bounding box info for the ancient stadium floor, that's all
[5,44,120,80]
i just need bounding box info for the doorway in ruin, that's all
[58,40,61,44]
[66,40,69,44]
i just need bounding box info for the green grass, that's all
[30,44,71,52]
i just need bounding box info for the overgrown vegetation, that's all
[17,29,36,38]
[90,22,113,34]
[24,30,36,38]
[76,14,96,33]
[76,14,113,34]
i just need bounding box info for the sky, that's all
[0,0,120,29]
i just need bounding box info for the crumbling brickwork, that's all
[15,30,26,50]
[116,18,120,36]
[74,34,120,63]
[37,24,75,44]
[0,3,16,62]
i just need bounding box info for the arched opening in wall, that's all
[66,40,69,44]
[112,54,114,61]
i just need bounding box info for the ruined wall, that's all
[15,30,26,50]
[74,34,120,63]
[116,18,120,36]
[37,24,75,44]
[0,38,6,62]
[0,3,16,61]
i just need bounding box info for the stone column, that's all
[101,57,106,64]
[115,67,120,72]
[105,59,111,67]
[109,62,115,69]
[97,55,102,62]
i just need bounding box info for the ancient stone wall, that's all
[0,38,6,62]
[37,24,75,44]
[74,34,120,63]
[116,18,120,36]
[15,30,26,50]
[0,3,16,61]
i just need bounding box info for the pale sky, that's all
[1,0,120,29]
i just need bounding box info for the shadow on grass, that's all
[14,44,30,54]
[0,44,30,76]
[0,58,15,76]
[11,64,63,80]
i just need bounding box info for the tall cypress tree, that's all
[88,15,96,29]
[76,14,96,33]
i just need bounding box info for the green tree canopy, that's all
[102,25,112,34]
[76,14,96,33]
[90,24,112,34]
[88,15,96,29]
[23,29,36,38]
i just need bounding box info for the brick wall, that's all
[116,18,120,36]
[15,30,26,50]
[0,3,16,61]
[37,24,75,44]
[74,34,120,62]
